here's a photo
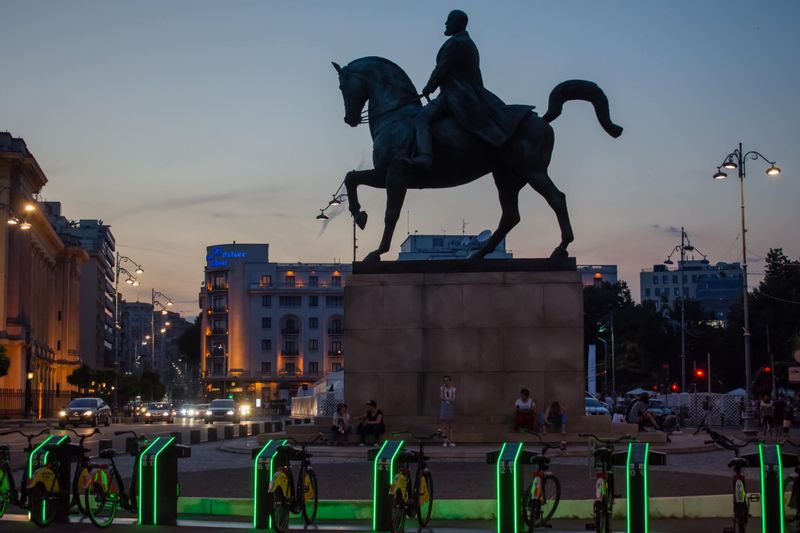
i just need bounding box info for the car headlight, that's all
[205,410,212,416]
[59,410,66,417]
[83,410,94,417]
[188,409,196,416]
[226,410,234,416]
[240,405,251,415]
[180,409,187,416]
[145,412,152,417]
[163,412,169,416]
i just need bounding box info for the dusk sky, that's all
[2,1,799,317]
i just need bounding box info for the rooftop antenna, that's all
[462,220,468,236]
[407,210,410,235]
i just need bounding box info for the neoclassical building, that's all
[198,244,350,406]
[0,133,87,418]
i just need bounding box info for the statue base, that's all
[343,260,629,440]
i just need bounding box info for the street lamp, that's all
[713,142,781,434]
[113,253,143,411]
[151,289,174,369]
[316,178,357,262]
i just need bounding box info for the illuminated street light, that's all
[19,220,31,231]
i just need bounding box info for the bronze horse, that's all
[333,57,622,262]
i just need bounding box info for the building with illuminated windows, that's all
[198,243,350,406]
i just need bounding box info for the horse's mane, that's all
[347,56,419,99]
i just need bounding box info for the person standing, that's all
[439,376,457,447]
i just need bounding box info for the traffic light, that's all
[763,366,771,373]
[671,383,679,392]
[695,368,706,379]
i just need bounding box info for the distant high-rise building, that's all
[577,265,618,287]
[198,244,350,406]
[397,232,512,260]
[640,260,743,321]
[119,301,191,380]
[45,203,116,369]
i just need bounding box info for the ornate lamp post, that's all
[713,142,781,433]
[113,253,142,410]
[317,179,357,262]
[150,289,174,369]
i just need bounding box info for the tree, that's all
[67,364,95,394]
[0,345,9,378]
[139,370,165,401]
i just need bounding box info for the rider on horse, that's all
[402,10,533,170]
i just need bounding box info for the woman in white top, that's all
[439,376,456,446]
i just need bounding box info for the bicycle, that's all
[27,432,73,527]
[520,431,563,532]
[695,424,761,533]
[579,433,635,533]
[268,433,326,533]
[387,430,442,533]
[0,428,50,518]
[62,427,101,517]
[82,430,151,528]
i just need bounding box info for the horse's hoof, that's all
[363,251,382,263]
[354,211,368,230]
[550,246,569,259]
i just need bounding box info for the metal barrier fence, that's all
[662,393,745,427]
[290,391,343,418]
[0,388,24,417]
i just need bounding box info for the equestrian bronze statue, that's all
[333,10,622,262]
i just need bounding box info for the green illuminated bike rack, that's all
[368,440,405,532]
[740,443,797,533]
[29,434,71,524]
[625,442,666,533]
[486,442,535,533]
[137,436,191,526]
[251,438,287,529]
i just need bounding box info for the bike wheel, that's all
[390,489,407,533]
[0,467,10,518]
[416,470,434,528]
[593,499,608,533]
[538,474,561,525]
[73,466,90,516]
[733,501,748,533]
[270,486,290,533]
[524,495,540,533]
[29,483,57,528]
[85,481,118,528]
[299,468,319,524]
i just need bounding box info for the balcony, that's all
[211,329,228,335]
[280,351,300,357]
[327,328,344,336]
[327,350,344,357]
[281,328,300,336]
[207,307,228,315]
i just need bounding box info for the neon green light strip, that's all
[371,441,390,531]
[40,434,68,521]
[759,444,767,533]
[389,441,404,485]
[138,437,161,524]
[496,442,507,533]
[41,435,68,467]
[626,442,633,533]
[252,439,273,528]
[512,443,522,533]
[643,443,650,533]
[268,439,287,530]
[152,436,175,523]
[28,435,55,478]
[777,444,785,533]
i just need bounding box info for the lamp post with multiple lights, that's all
[712,142,781,433]
[112,253,142,410]
[150,289,174,369]
[3,187,37,231]
[316,179,357,262]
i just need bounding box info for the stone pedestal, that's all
[344,260,587,437]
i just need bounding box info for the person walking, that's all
[439,375,457,446]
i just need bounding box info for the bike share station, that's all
[28,434,71,524]
[486,441,530,533]
[251,438,287,529]
[136,436,191,526]
[368,440,405,532]
[739,443,797,533]
[624,443,666,533]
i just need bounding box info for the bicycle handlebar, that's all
[696,425,760,451]
[113,430,145,439]
[391,430,444,441]
[283,432,327,446]
[578,433,635,445]
[63,427,101,442]
[0,428,50,440]
[782,439,800,448]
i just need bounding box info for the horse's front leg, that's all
[363,165,407,263]
[344,169,383,230]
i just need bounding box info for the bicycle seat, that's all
[99,449,119,459]
[728,457,748,469]
[592,446,612,459]
[530,454,551,467]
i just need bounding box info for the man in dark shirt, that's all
[626,393,660,430]
[357,400,385,446]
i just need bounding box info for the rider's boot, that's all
[401,154,432,169]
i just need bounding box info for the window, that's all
[654,288,661,296]
[309,276,318,287]
[57,311,62,321]
[331,275,341,287]
[212,318,226,334]
[57,340,61,351]
[213,296,226,312]
[308,362,319,374]
[260,274,272,286]
[332,362,343,372]
[683,275,688,283]
[330,340,343,354]
[662,275,668,284]
[433,238,444,248]
[674,288,679,296]
[261,362,272,373]
[309,317,319,329]
[212,273,227,289]
[330,318,343,333]
[262,295,271,307]
[326,296,343,308]
[283,340,298,355]
[285,275,295,287]
[644,288,651,298]
[309,295,319,307]
[309,339,319,351]
[261,339,272,351]
[212,342,226,356]
[284,362,296,374]
[279,296,301,307]
[691,275,697,282]
[653,277,659,285]
[672,275,678,284]
[283,318,298,333]
[213,362,224,375]
[261,317,271,329]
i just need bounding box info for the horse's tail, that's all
[541,80,623,138]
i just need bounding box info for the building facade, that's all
[640,260,743,320]
[397,232,512,260]
[198,244,350,406]
[577,265,619,287]
[45,204,116,370]
[119,301,191,381]
[0,133,88,417]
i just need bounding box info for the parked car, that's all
[646,399,673,425]
[58,398,112,428]
[585,395,611,416]
[143,402,174,424]
[203,399,241,424]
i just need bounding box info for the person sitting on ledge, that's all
[542,401,567,436]
[357,400,385,446]
[513,388,536,432]
[331,403,352,446]
[626,392,660,431]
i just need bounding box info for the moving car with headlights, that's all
[179,403,199,418]
[58,397,112,428]
[203,399,241,424]
[143,402,175,424]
